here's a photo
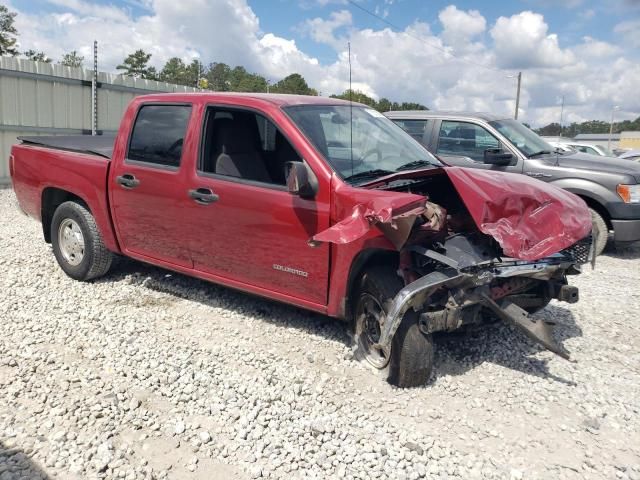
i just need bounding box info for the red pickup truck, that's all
[10,93,593,387]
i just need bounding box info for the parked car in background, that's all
[386,110,640,255]
[619,150,640,162]
[564,142,614,157]
[11,93,593,387]
[546,141,576,153]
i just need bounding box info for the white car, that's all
[564,142,614,157]
[547,141,576,153]
[619,150,640,162]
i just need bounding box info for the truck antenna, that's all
[348,42,353,177]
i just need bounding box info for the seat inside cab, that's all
[201,109,302,185]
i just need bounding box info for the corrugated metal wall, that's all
[0,56,198,184]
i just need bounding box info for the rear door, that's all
[110,103,194,267]
[432,119,522,173]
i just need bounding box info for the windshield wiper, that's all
[528,150,553,158]
[395,159,434,171]
[343,169,395,183]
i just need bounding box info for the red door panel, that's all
[184,177,330,304]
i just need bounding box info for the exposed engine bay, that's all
[313,167,595,360]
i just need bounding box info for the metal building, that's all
[0,56,198,185]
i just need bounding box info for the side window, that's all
[128,105,191,167]
[437,120,500,161]
[392,119,428,144]
[200,108,301,186]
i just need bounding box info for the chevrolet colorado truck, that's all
[386,110,640,256]
[10,93,593,387]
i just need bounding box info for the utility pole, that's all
[92,40,98,136]
[514,71,521,120]
[608,105,619,152]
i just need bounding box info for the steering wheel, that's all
[166,138,183,157]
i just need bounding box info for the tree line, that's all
[535,117,640,137]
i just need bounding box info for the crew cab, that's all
[386,110,640,256]
[10,93,593,387]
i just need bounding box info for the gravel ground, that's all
[1,187,640,480]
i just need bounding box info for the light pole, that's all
[559,95,564,138]
[608,105,620,153]
[506,72,522,120]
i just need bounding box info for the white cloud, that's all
[9,0,639,126]
[490,11,575,68]
[614,19,640,48]
[439,5,486,51]
[303,9,352,48]
[572,36,621,58]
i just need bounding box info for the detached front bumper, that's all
[374,242,590,360]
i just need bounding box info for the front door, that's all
[183,106,331,304]
[434,120,522,174]
[110,103,194,267]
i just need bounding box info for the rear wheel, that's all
[589,208,608,256]
[354,265,434,387]
[51,201,113,281]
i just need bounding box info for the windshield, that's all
[284,105,441,183]
[489,118,554,157]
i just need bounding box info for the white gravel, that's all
[1,187,640,480]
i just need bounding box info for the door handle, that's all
[116,174,140,189]
[188,188,219,205]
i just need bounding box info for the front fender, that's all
[546,178,617,208]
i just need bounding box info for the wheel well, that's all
[344,249,399,322]
[41,188,88,243]
[576,195,612,230]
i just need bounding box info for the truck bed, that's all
[18,134,116,159]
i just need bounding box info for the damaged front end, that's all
[377,233,594,360]
[317,166,594,360]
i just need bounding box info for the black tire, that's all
[589,208,608,256]
[51,201,114,281]
[354,265,434,388]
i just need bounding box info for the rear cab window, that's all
[391,119,430,144]
[127,104,192,168]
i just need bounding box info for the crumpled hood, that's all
[445,167,592,260]
[311,167,592,261]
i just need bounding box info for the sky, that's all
[7,0,640,127]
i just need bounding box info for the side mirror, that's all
[483,148,513,166]
[285,161,318,199]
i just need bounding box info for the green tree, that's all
[271,73,315,95]
[24,49,51,63]
[330,89,377,108]
[397,102,428,111]
[117,49,155,79]
[206,62,231,91]
[0,4,18,56]
[59,50,84,68]
[377,98,393,112]
[329,90,427,112]
[185,59,205,87]
[534,116,640,137]
[229,66,268,92]
[159,57,187,84]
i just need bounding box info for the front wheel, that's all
[51,201,114,281]
[354,265,434,387]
